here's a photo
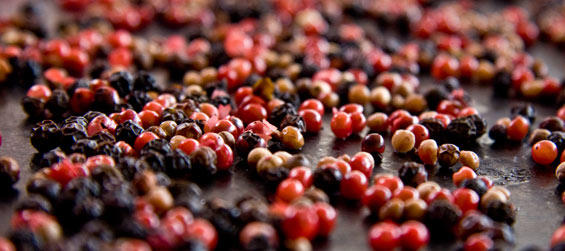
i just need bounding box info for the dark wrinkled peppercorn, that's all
[467,115,487,138]
[31,120,62,152]
[115,120,144,146]
[127,91,152,111]
[268,103,297,128]
[116,217,148,239]
[21,96,45,119]
[211,96,232,108]
[61,122,88,152]
[134,71,159,92]
[260,166,289,186]
[483,200,516,225]
[539,117,565,132]
[140,150,166,173]
[109,71,134,97]
[510,104,536,123]
[280,114,306,133]
[313,167,343,195]
[27,178,61,202]
[177,239,208,251]
[71,139,99,157]
[145,126,168,139]
[176,122,203,139]
[90,131,116,145]
[204,199,242,249]
[492,71,512,97]
[161,107,188,124]
[424,88,449,111]
[140,138,172,156]
[489,124,507,142]
[64,116,88,127]
[84,111,104,122]
[236,197,270,224]
[398,162,428,187]
[45,89,70,117]
[424,200,461,239]
[164,149,192,177]
[91,165,125,192]
[236,131,266,157]
[460,178,488,197]
[190,146,218,178]
[101,186,135,222]
[548,132,565,153]
[117,157,148,181]
[9,229,42,251]
[456,211,493,239]
[420,118,445,141]
[446,117,477,144]
[437,144,460,168]
[16,195,52,213]
[36,149,66,169]
[72,196,105,224]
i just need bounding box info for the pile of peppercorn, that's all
[0,0,563,250]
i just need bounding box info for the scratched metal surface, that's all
[0,1,564,250]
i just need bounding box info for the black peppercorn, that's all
[424,200,461,239]
[84,111,104,122]
[420,118,445,141]
[268,103,297,128]
[398,162,428,187]
[115,120,143,146]
[483,200,516,225]
[539,116,565,132]
[72,197,105,224]
[164,149,192,177]
[260,166,289,187]
[90,131,116,145]
[489,124,507,142]
[280,114,306,133]
[91,165,125,192]
[446,117,477,144]
[313,167,343,195]
[456,211,493,239]
[236,131,266,157]
[424,88,449,111]
[63,116,88,127]
[548,131,565,153]
[21,96,45,119]
[27,178,61,202]
[71,139,99,157]
[140,138,172,155]
[190,146,218,178]
[134,71,159,92]
[60,122,88,153]
[460,178,488,197]
[437,144,460,168]
[36,149,66,169]
[493,71,512,97]
[31,120,62,152]
[510,104,536,123]
[117,157,148,181]
[127,91,152,112]
[9,229,42,251]
[100,188,135,222]
[109,71,134,97]
[115,217,148,239]
[140,150,167,173]
[161,107,189,124]
[16,195,53,213]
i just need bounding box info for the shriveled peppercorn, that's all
[313,167,343,195]
[27,178,61,202]
[437,144,460,168]
[127,91,152,111]
[269,103,297,128]
[420,118,445,141]
[140,138,172,155]
[45,89,70,118]
[424,200,461,239]
[161,107,188,124]
[280,114,306,133]
[236,131,267,156]
[398,162,428,187]
[190,146,218,178]
[134,71,159,92]
[115,120,143,146]
[31,120,61,152]
[446,117,477,144]
[109,71,134,97]
[548,132,565,153]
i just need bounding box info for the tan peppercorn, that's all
[529,128,551,146]
[248,148,272,168]
[480,190,508,208]
[417,181,441,201]
[459,151,480,170]
[370,86,391,109]
[281,126,305,150]
[35,219,63,243]
[391,95,405,109]
[256,155,284,173]
[176,122,203,139]
[320,92,340,108]
[403,94,427,114]
[274,151,293,165]
[285,237,312,251]
[303,188,330,203]
[200,67,218,84]
[393,82,414,97]
[183,71,202,86]
[521,80,545,98]
[134,170,158,194]
[391,130,416,153]
[317,156,338,168]
[147,186,174,212]
[489,186,511,200]
[348,84,370,105]
[170,135,187,150]
[379,198,405,222]
[276,78,296,94]
[418,139,438,165]
[309,80,332,98]
[419,111,438,120]
[404,199,427,221]
[556,162,565,183]
[160,121,178,139]
[476,60,495,81]
[367,112,389,132]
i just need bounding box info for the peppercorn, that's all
[379,198,405,222]
[510,104,536,123]
[361,133,385,156]
[134,71,159,92]
[459,151,480,170]
[176,122,203,140]
[403,199,427,221]
[236,131,267,157]
[529,128,551,146]
[424,87,449,111]
[21,96,45,119]
[424,200,461,239]
[456,211,493,239]
[285,154,311,169]
[398,162,428,187]
[30,120,61,152]
[190,146,218,178]
[281,126,305,150]
[556,163,565,183]
[437,144,460,168]
[140,138,172,156]
[446,117,477,144]
[420,118,445,141]
[483,200,516,225]
[93,87,120,113]
[489,124,507,142]
[493,71,512,96]
[45,89,70,118]
[26,178,61,202]
[280,114,306,133]
[127,91,152,111]
[313,166,343,195]
[460,178,488,197]
[549,132,565,153]
[392,129,416,153]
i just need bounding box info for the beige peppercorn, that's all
[404,199,427,221]
[459,150,480,170]
[256,155,284,173]
[367,112,389,132]
[370,86,391,109]
[348,84,370,105]
[529,128,551,146]
[417,181,441,202]
[170,135,187,150]
[146,186,174,212]
[248,148,272,168]
[379,198,405,222]
[391,130,416,153]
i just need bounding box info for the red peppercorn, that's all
[139,110,160,129]
[362,185,392,212]
[368,222,401,251]
[0,237,14,251]
[108,30,133,48]
[199,133,225,151]
[399,221,429,250]
[390,115,417,134]
[276,178,305,203]
[453,188,480,213]
[406,124,429,148]
[331,111,353,139]
[453,166,477,187]
[432,54,460,80]
[299,109,323,133]
[299,99,324,116]
[427,188,454,204]
[349,154,373,179]
[512,66,534,89]
[200,103,219,118]
[340,103,364,114]
[70,88,94,114]
[460,56,479,78]
[333,160,352,176]
[374,175,404,194]
[393,187,419,201]
[281,205,319,240]
[116,141,135,156]
[108,47,132,67]
[313,202,337,237]
[239,103,267,125]
[350,112,367,134]
[185,219,218,250]
[178,138,200,155]
[64,48,89,76]
[216,144,234,171]
[289,167,313,188]
[134,132,159,153]
[340,170,369,200]
[47,160,89,186]
[27,84,52,101]
[135,210,160,229]
[464,233,493,251]
[87,115,117,137]
[84,155,115,172]
[507,116,530,141]
[531,140,558,165]
[235,87,253,106]
[213,119,239,138]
